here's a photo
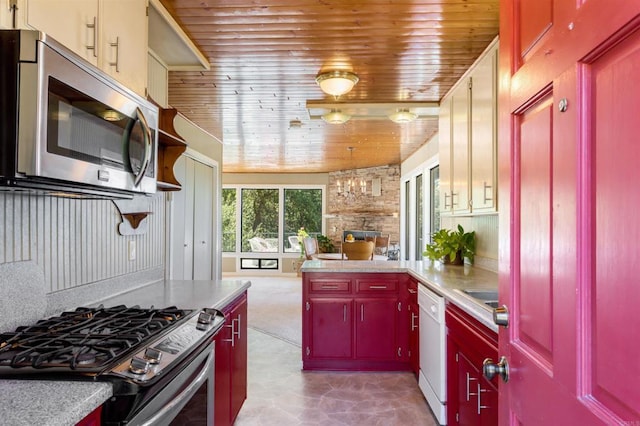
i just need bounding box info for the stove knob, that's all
[129,356,151,375]
[198,310,213,325]
[144,347,163,364]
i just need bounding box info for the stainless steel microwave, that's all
[0,30,158,198]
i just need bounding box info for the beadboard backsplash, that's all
[0,193,165,294]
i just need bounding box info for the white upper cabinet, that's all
[470,45,498,212]
[25,0,148,96]
[451,79,471,214]
[438,96,452,213]
[439,38,499,215]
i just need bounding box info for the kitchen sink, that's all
[458,289,499,310]
[461,289,498,301]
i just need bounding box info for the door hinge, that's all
[456,413,459,422]
[397,301,401,312]
[397,347,402,358]
[306,346,310,356]
[305,301,310,311]
[456,353,459,362]
[468,78,473,90]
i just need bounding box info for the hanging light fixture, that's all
[336,147,367,203]
[321,109,351,124]
[315,70,359,97]
[388,109,417,123]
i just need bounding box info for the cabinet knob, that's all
[483,356,509,382]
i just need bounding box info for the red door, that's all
[499,0,640,423]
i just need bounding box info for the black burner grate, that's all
[0,305,193,371]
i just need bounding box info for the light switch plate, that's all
[128,240,137,261]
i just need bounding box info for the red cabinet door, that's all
[500,0,640,423]
[214,292,248,426]
[355,297,398,360]
[214,311,232,426]
[230,294,248,423]
[408,300,419,376]
[307,297,352,359]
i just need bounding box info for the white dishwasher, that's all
[418,284,446,425]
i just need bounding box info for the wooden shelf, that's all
[157,108,187,191]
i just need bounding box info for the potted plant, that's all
[423,225,476,265]
[316,234,335,253]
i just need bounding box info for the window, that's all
[222,188,236,252]
[241,189,278,252]
[222,186,325,255]
[415,174,423,260]
[283,189,322,251]
[240,258,279,269]
[404,180,411,260]
[430,166,440,236]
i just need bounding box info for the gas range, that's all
[0,304,226,424]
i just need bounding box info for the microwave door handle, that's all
[132,107,152,187]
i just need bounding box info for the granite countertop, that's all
[301,259,499,331]
[0,279,250,426]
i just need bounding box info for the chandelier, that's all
[336,147,367,202]
[315,70,359,97]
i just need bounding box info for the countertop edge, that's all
[302,260,499,332]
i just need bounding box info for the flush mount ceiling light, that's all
[388,109,417,124]
[322,109,351,124]
[315,70,359,97]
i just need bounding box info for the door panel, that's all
[591,28,640,419]
[500,0,640,423]
[193,161,213,280]
[517,97,553,364]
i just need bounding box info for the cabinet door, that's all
[408,301,419,376]
[438,96,453,213]
[451,80,471,213]
[470,45,498,212]
[307,298,352,359]
[170,156,195,279]
[99,0,147,95]
[230,294,248,423]
[355,298,398,360]
[214,311,232,426]
[26,0,99,66]
[455,351,480,426]
[192,160,213,280]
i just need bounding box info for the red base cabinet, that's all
[407,278,420,377]
[446,302,498,425]
[215,292,248,426]
[302,272,410,371]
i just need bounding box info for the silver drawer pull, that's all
[322,285,339,289]
[369,285,387,289]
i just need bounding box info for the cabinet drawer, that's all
[356,279,398,293]
[310,279,351,293]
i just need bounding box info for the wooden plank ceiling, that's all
[159,0,499,173]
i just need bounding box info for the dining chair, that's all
[374,235,390,256]
[303,237,319,260]
[341,241,375,260]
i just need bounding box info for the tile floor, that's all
[234,328,438,426]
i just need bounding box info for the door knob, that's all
[483,356,509,382]
[493,305,509,327]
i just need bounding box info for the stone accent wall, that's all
[326,165,401,248]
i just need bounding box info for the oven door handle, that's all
[139,348,214,426]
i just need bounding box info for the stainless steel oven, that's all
[0,305,225,425]
[0,30,158,198]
